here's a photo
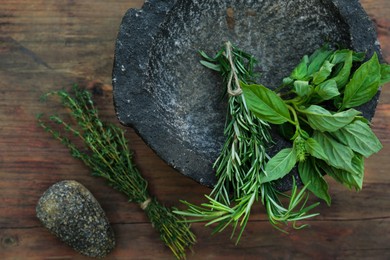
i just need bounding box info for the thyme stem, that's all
[38,86,196,259]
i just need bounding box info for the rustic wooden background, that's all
[1,0,389,259]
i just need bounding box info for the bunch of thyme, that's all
[37,86,196,259]
[174,42,319,243]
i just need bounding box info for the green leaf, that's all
[347,154,365,190]
[318,155,364,191]
[294,80,312,97]
[331,49,349,64]
[199,49,224,61]
[262,148,297,183]
[298,159,331,205]
[342,52,381,109]
[241,82,292,124]
[349,154,365,190]
[305,138,329,161]
[312,60,335,85]
[314,79,340,101]
[312,131,355,172]
[352,51,366,62]
[307,46,333,76]
[282,77,294,86]
[331,120,382,157]
[330,50,353,89]
[200,60,221,72]
[300,105,360,132]
[380,63,390,85]
[291,55,309,80]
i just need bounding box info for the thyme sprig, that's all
[174,42,319,243]
[37,86,196,259]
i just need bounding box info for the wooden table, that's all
[1,1,389,259]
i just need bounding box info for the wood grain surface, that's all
[1,0,389,259]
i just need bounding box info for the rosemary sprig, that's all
[174,42,319,243]
[37,86,196,259]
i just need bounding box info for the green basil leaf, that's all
[262,148,297,183]
[331,120,382,157]
[291,55,309,80]
[342,52,381,109]
[298,159,331,205]
[352,51,366,62]
[312,60,335,85]
[312,131,355,172]
[305,137,329,161]
[241,82,292,124]
[330,49,348,64]
[349,154,364,189]
[380,63,390,85]
[314,79,340,101]
[301,105,360,132]
[294,80,312,97]
[333,96,343,109]
[307,46,333,76]
[318,155,364,191]
[353,116,370,125]
[330,50,353,89]
[282,76,294,86]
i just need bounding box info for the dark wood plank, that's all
[1,219,390,259]
[1,0,389,259]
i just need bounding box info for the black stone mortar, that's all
[112,0,383,191]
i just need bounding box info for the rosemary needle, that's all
[38,86,196,259]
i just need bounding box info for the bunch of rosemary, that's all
[37,86,196,259]
[174,42,319,242]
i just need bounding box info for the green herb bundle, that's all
[175,42,320,242]
[242,45,390,203]
[175,42,390,243]
[37,86,196,259]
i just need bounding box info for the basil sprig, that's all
[242,45,390,205]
